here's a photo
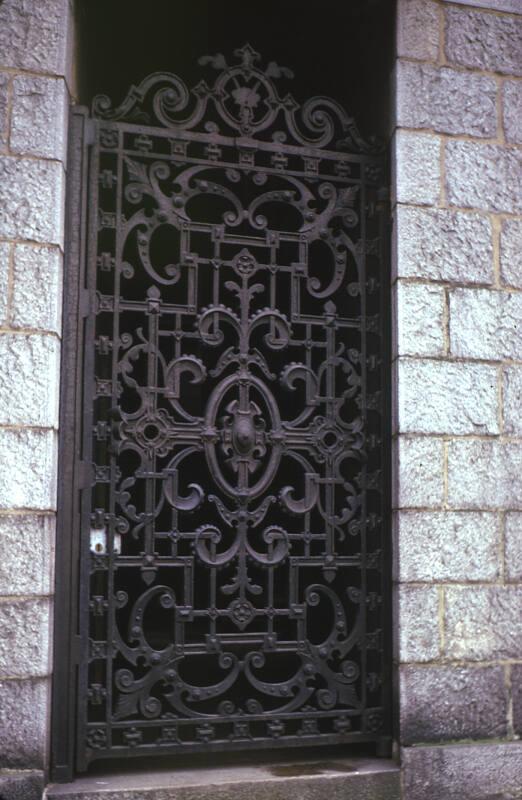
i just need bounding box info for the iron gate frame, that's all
[51,47,392,781]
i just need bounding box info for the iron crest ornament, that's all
[65,45,389,769]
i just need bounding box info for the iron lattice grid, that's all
[53,45,391,773]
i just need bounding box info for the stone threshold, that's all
[44,758,400,800]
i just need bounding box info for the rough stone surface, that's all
[0,598,51,678]
[0,515,54,596]
[0,428,57,510]
[11,244,63,333]
[394,206,493,284]
[513,664,522,735]
[0,0,70,75]
[395,511,500,582]
[500,217,522,288]
[402,743,522,800]
[0,71,10,151]
[442,0,522,11]
[450,288,522,360]
[0,157,64,245]
[394,436,445,509]
[393,131,441,206]
[0,678,48,767]
[396,62,497,138]
[10,75,68,160]
[447,440,522,510]
[0,241,10,326]
[505,512,522,581]
[503,79,522,144]
[445,7,522,76]
[396,585,440,663]
[445,586,522,660]
[446,140,522,214]
[395,282,445,358]
[0,772,44,800]
[504,366,522,436]
[396,0,440,60]
[0,334,60,427]
[396,359,498,435]
[400,665,508,745]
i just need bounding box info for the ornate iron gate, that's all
[53,45,390,776]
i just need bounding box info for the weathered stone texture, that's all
[402,743,522,800]
[395,511,499,582]
[393,131,441,206]
[0,772,44,800]
[396,62,497,138]
[505,512,522,581]
[503,79,522,144]
[0,241,10,326]
[513,664,522,735]
[396,0,440,60]
[0,429,57,510]
[450,288,522,360]
[0,515,54,596]
[445,586,522,660]
[11,245,63,333]
[0,0,70,75]
[0,157,64,245]
[394,436,445,509]
[396,359,498,435]
[0,598,51,678]
[10,75,68,160]
[397,585,440,663]
[400,665,508,745]
[448,440,522,510]
[395,282,445,357]
[500,217,522,288]
[445,7,522,76]
[504,366,522,436]
[443,0,522,11]
[0,71,10,151]
[0,334,60,427]
[0,678,48,767]
[446,141,522,214]
[394,206,493,283]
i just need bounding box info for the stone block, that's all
[396,61,497,138]
[503,80,522,144]
[0,241,10,326]
[445,7,522,76]
[0,157,65,246]
[0,514,54,596]
[11,244,63,333]
[505,512,522,581]
[504,366,522,436]
[0,428,57,510]
[402,742,522,800]
[513,664,522,735]
[396,0,440,60]
[394,206,493,284]
[393,436,445,509]
[10,75,68,160]
[0,0,70,75]
[447,440,522,510]
[500,217,522,288]
[396,358,498,435]
[396,585,440,663]
[395,511,500,582]
[0,334,60,427]
[445,585,522,660]
[394,281,445,358]
[400,665,508,745]
[446,141,522,214]
[0,678,48,767]
[450,288,522,360]
[392,131,441,206]
[0,598,51,678]
[442,0,522,12]
[0,772,44,800]
[0,71,9,151]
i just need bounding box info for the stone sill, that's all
[44,758,400,800]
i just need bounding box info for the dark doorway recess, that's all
[52,0,393,781]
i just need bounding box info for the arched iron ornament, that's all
[69,44,389,768]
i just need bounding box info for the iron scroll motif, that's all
[81,45,388,764]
